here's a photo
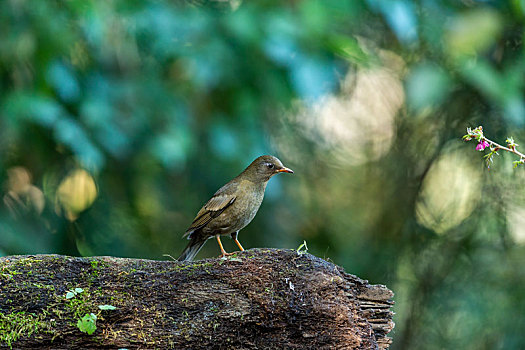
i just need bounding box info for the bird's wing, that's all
[184,193,236,237]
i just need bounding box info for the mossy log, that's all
[0,249,394,349]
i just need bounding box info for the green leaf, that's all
[98,304,117,310]
[461,60,504,102]
[327,35,370,66]
[513,160,524,168]
[296,240,308,254]
[65,291,75,299]
[74,288,84,294]
[446,8,502,58]
[77,313,97,335]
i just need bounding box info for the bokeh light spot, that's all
[55,169,98,221]
[416,147,481,234]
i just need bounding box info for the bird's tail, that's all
[177,236,207,261]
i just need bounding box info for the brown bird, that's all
[177,155,293,261]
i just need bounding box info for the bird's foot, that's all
[218,252,236,259]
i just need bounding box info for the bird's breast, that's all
[230,182,265,227]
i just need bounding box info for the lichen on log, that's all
[0,249,394,349]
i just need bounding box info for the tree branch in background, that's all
[463,126,525,168]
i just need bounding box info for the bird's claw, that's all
[218,252,235,259]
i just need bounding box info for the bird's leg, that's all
[216,235,234,258]
[230,231,244,251]
[234,239,244,251]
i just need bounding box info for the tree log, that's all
[0,249,394,349]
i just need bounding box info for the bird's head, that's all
[243,155,294,182]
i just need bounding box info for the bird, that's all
[177,155,293,261]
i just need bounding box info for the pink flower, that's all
[475,140,489,151]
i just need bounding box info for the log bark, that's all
[0,249,394,349]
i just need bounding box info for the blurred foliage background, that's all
[1,0,525,348]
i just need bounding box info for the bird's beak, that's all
[277,167,294,174]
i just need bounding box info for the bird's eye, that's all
[266,163,274,169]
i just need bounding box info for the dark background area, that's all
[1,1,525,348]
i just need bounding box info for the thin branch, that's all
[482,138,525,160]
[463,126,525,168]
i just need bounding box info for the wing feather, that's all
[184,194,236,237]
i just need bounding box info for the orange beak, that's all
[277,167,294,174]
